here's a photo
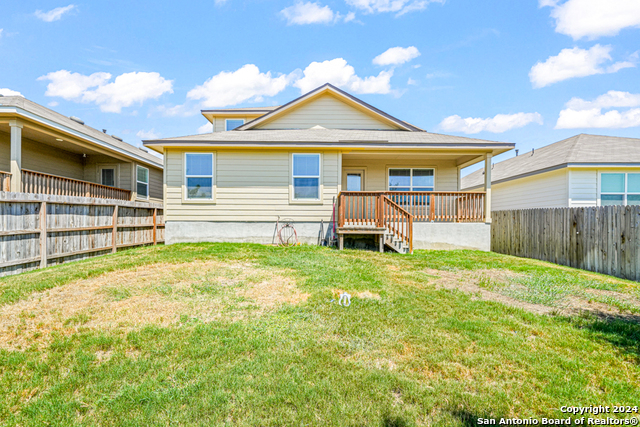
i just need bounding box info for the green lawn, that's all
[1,243,639,426]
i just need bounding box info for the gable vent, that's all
[69,116,85,125]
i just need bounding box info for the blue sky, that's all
[1,0,639,173]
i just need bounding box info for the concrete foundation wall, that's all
[166,221,330,245]
[167,221,491,251]
[412,222,491,251]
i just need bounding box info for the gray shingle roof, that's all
[461,134,640,189]
[0,96,162,168]
[144,128,514,147]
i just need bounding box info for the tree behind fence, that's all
[491,206,640,281]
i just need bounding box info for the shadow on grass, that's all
[575,315,640,361]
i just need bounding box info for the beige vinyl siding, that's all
[212,116,262,132]
[148,166,163,202]
[341,157,458,191]
[21,137,84,180]
[491,169,568,210]
[255,94,398,130]
[83,155,133,189]
[0,132,9,172]
[165,149,339,221]
[568,169,597,207]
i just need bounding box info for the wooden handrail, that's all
[381,195,413,253]
[21,169,131,201]
[0,171,11,192]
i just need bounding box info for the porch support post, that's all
[484,153,492,223]
[9,120,23,193]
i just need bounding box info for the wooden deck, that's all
[337,191,486,254]
[1,169,132,201]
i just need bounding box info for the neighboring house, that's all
[0,96,163,202]
[461,134,640,210]
[144,84,514,252]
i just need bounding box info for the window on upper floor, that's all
[292,154,321,200]
[185,153,214,200]
[226,119,245,131]
[601,172,640,206]
[136,166,149,199]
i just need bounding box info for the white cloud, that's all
[197,123,214,134]
[439,112,543,134]
[187,64,291,108]
[136,129,160,140]
[0,88,23,97]
[556,90,640,129]
[38,70,173,113]
[373,46,420,66]
[344,12,356,22]
[35,4,76,22]
[294,58,393,94]
[529,45,636,88]
[0,29,3,38]
[48,101,59,107]
[540,0,640,40]
[214,0,228,5]
[281,1,336,25]
[345,0,444,16]
[407,78,417,85]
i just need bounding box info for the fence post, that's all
[153,208,157,245]
[40,201,47,268]
[112,204,118,253]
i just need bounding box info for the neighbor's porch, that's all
[0,120,138,201]
[336,151,494,253]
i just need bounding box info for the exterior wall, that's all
[491,169,568,210]
[413,222,491,251]
[164,149,340,222]
[83,155,133,189]
[212,116,261,132]
[22,137,85,180]
[255,94,397,130]
[0,132,9,172]
[568,167,640,207]
[342,157,458,191]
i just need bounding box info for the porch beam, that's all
[456,155,485,169]
[9,120,22,192]
[484,153,492,223]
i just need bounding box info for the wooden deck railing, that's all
[0,171,10,192]
[21,169,131,201]
[339,191,485,224]
[381,195,413,253]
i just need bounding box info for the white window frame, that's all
[183,152,216,203]
[387,167,436,191]
[225,119,245,131]
[98,164,119,188]
[136,165,149,200]
[290,153,323,204]
[599,171,640,206]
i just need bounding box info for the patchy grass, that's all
[0,243,639,426]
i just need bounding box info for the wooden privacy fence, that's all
[0,191,164,277]
[492,206,640,281]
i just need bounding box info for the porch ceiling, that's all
[341,151,483,166]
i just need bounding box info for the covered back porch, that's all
[336,150,494,253]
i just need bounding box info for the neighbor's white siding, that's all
[165,149,340,222]
[255,94,398,130]
[491,169,568,210]
[568,169,597,207]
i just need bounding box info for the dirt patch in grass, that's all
[419,267,640,321]
[0,261,307,351]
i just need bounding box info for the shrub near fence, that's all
[491,206,640,281]
[0,191,164,277]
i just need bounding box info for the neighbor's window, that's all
[101,168,115,187]
[226,119,244,131]
[292,154,321,200]
[601,173,640,206]
[388,168,434,191]
[136,166,149,199]
[185,153,214,200]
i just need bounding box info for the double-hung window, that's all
[185,153,214,200]
[601,173,640,206]
[388,168,434,191]
[136,166,149,199]
[292,154,321,200]
[225,119,244,131]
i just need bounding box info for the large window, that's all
[388,168,434,191]
[292,154,321,200]
[185,153,214,200]
[136,166,149,199]
[226,119,245,131]
[601,173,640,206]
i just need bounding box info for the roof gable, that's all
[237,83,423,132]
